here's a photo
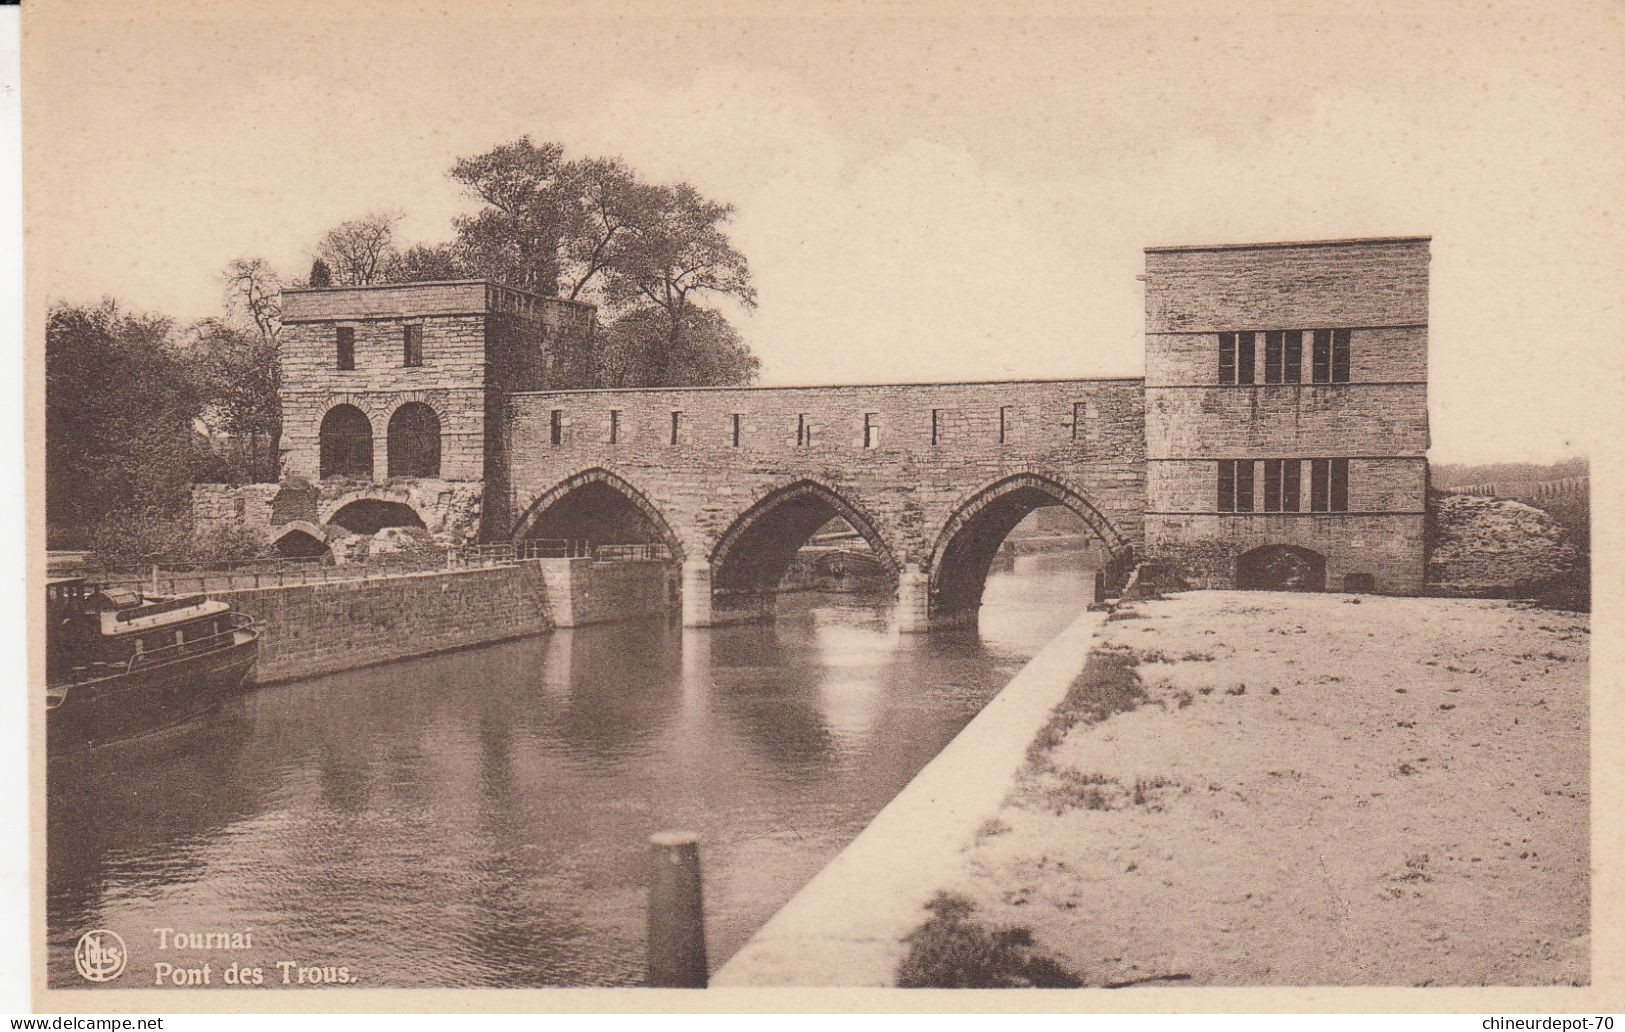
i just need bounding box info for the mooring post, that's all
[646,830,707,988]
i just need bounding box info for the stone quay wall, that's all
[215,563,555,684]
[213,557,678,684]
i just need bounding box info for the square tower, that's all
[278,280,595,542]
[1142,237,1431,593]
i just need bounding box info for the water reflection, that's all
[49,553,1094,987]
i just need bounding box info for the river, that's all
[47,552,1094,988]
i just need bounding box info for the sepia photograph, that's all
[14,0,1622,1015]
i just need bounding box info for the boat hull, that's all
[47,635,259,759]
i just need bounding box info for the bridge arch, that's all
[709,479,900,608]
[513,467,686,561]
[928,473,1131,619]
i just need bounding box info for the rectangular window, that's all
[998,405,1012,444]
[1330,457,1349,511]
[1312,329,1331,383]
[1072,401,1087,440]
[863,413,879,449]
[403,324,423,367]
[1218,332,1236,384]
[1236,332,1256,385]
[797,414,810,447]
[336,326,355,370]
[1310,458,1330,511]
[931,409,942,446]
[1284,330,1303,383]
[1282,457,1302,512]
[1218,460,1255,512]
[1332,328,1352,383]
[1234,458,1254,512]
[731,413,742,448]
[609,409,621,444]
[549,409,563,446]
[1263,459,1283,511]
[670,411,682,446]
[1264,332,1284,384]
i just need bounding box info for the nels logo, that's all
[74,929,127,983]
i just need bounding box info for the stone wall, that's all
[214,563,554,684]
[1142,237,1431,593]
[191,483,279,537]
[1147,513,1427,593]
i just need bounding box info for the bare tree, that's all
[313,211,403,286]
[223,257,283,345]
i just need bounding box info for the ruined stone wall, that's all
[504,379,1148,573]
[1142,238,1431,593]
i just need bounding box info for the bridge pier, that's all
[895,564,931,634]
[681,561,712,628]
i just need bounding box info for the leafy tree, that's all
[560,156,658,301]
[448,137,574,296]
[46,300,210,547]
[313,211,402,285]
[603,182,757,385]
[308,258,333,287]
[185,318,281,482]
[596,306,758,387]
[385,242,471,283]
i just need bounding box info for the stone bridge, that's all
[503,378,1146,629]
[196,236,1432,627]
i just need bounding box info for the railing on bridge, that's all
[75,538,672,595]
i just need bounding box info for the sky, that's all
[22,0,1625,464]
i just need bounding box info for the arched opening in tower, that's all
[319,405,373,480]
[386,403,442,478]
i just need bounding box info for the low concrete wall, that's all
[712,607,1106,986]
[535,558,679,628]
[216,563,555,684]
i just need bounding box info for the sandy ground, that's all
[943,591,1589,987]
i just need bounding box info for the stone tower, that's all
[276,280,596,544]
[1141,237,1431,592]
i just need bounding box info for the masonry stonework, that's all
[273,280,595,544]
[193,235,1432,627]
[1142,237,1431,593]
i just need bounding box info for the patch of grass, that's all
[895,892,1083,988]
[1132,776,1176,806]
[1104,607,1149,622]
[1024,646,1149,769]
[975,817,1012,841]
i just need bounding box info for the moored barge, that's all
[46,577,261,757]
